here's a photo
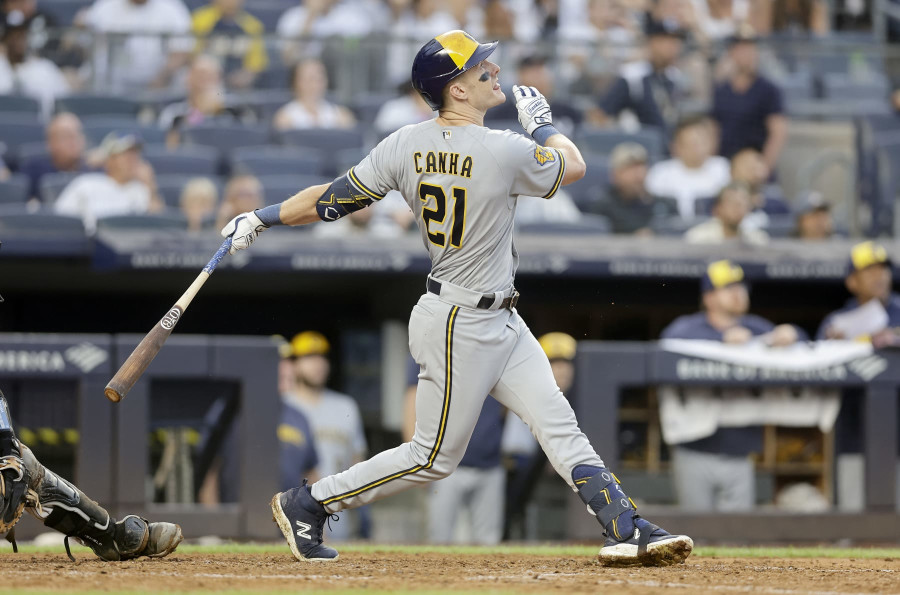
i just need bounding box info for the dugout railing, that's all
[0,333,280,541]
[568,341,900,543]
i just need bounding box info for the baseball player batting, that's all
[221,30,693,567]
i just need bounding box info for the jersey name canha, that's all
[350,120,565,293]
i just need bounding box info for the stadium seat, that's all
[143,144,219,176]
[518,213,612,235]
[652,216,699,236]
[0,204,85,233]
[39,171,81,204]
[279,127,366,177]
[0,116,46,154]
[353,93,403,127]
[0,174,30,204]
[55,95,142,118]
[765,214,797,238]
[255,67,292,91]
[334,147,368,175]
[576,128,665,161]
[231,145,324,176]
[16,141,50,164]
[95,211,189,232]
[0,95,41,117]
[155,173,224,208]
[821,73,889,101]
[40,0,92,25]
[566,157,609,211]
[258,174,331,206]
[182,124,271,153]
[485,120,520,132]
[776,73,814,102]
[81,117,167,146]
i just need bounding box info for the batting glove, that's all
[513,85,553,137]
[220,211,268,254]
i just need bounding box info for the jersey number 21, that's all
[419,183,467,249]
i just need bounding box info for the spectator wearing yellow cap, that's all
[817,241,900,348]
[282,331,367,541]
[502,332,577,539]
[659,260,805,511]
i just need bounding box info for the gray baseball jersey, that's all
[309,121,604,513]
[349,120,566,293]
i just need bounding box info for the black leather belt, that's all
[427,278,520,310]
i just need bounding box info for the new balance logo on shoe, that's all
[295,520,312,540]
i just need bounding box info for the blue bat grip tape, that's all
[203,238,232,274]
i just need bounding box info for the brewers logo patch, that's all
[533,146,555,166]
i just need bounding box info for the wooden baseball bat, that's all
[105,238,232,403]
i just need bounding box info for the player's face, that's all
[294,354,330,390]
[849,264,892,303]
[716,283,750,316]
[466,59,505,111]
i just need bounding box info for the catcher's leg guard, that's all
[20,445,182,561]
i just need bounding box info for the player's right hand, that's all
[512,85,553,137]
[220,211,268,254]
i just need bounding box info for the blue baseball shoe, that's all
[573,465,693,567]
[271,480,339,562]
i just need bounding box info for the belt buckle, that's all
[508,291,520,309]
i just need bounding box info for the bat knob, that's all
[104,387,123,403]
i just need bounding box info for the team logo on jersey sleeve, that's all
[533,146,556,166]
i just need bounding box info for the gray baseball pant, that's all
[310,291,604,512]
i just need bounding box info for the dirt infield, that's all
[2,552,899,594]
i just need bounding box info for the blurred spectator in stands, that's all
[711,27,786,169]
[82,0,192,92]
[793,191,833,241]
[661,259,803,511]
[688,0,748,42]
[384,0,459,84]
[685,181,768,245]
[646,115,730,219]
[0,10,69,118]
[730,147,787,213]
[592,17,685,134]
[54,132,162,233]
[373,80,434,135]
[191,0,267,89]
[483,0,515,39]
[588,142,678,235]
[20,112,90,200]
[273,59,356,131]
[817,241,900,346]
[158,54,253,147]
[1,0,83,74]
[179,176,218,232]
[487,54,582,137]
[0,155,9,180]
[758,0,829,36]
[516,188,582,225]
[277,0,382,65]
[214,173,262,229]
[560,0,641,49]
[402,356,506,544]
[283,331,368,541]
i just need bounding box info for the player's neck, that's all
[437,105,484,127]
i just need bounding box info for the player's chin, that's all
[491,89,506,105]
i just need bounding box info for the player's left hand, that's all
[512,85,553,137]
[220,210,268,255]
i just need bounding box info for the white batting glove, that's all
[220,211,268,254]
[512,85,553,137]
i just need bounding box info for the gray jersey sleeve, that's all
[500,132,566,199]
[346,129,404,202]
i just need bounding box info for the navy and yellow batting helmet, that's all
[411,30,498,111]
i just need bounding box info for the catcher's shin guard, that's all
[20,445,182,561]
[0,392,30,550]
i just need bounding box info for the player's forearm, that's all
[544,133,586,185]
[264,183,330,227]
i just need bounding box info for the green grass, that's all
[4,542,900,559]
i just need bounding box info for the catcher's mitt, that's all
[0,431,29,539]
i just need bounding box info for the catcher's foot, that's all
[598,518,693,567]
[271,480,339,562]
[143,521,183,558]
